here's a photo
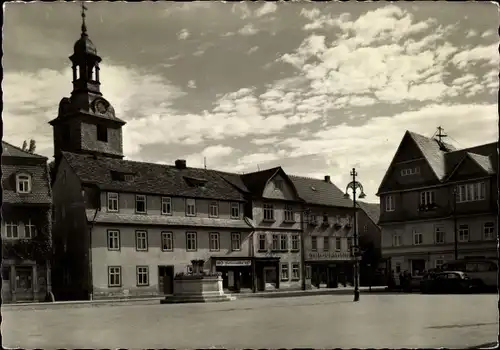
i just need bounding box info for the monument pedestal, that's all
[161,275,235,304]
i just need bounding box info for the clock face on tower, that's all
[94,99,108,114]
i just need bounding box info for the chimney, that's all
[324,175,331,183]
[175,159,187,169]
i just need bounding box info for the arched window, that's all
[16,174,32,193]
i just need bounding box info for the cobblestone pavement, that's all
[2,294,498,349]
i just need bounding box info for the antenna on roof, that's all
[257,164,260,171]
[204,157,207,170]
[434,126,451,152]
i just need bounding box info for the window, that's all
[434,226,445,244]
[281,263,289,281]
[457,182,486,203]
[258,233,267,251]
[395,262,401,274]
[401,167,420,176]
[136,266,149,286]
[347,237,353,251]
[209,201,219,218]
[16,174,31,193]
[280,234,288,251]
[323,237,329,252]
[435,259,444,269]
[291,234,299,251]
[108,266,121,287]
[335,237,341,251]
[209,232,220,251]
[161,197,172,215]
[230,202,240,219]
[412,229,423,245]
[96,124,108,142]
[458,224,469,242]
[363,225,368,233]
[24,219,36,238]
[4,222,19,239]
[186,232,197,251]
[161,232,173,251]
[135,230,148,251]
[483,222,495,240]
[107,230,120,250]
[263,203,275,221]
[284,205,294,222]
[275,179,284,190]
[420,191,435,206]
[231,232,241,251]
[107,192,119,212]
[272,234,279,250]
[291,263,300,280]
[135,195,146,213]
[385,195,395,212]
[311,236,317,251]
[186,198,196,216]
[393,233,401,247]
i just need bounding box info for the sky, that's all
[3,1,499,203]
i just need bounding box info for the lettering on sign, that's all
[307,251,352,260]
[215,260,251,267]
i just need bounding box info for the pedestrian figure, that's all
[399,272,405,292]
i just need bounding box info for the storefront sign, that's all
[307,251,352,260]
[215,260,251,267]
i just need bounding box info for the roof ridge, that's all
[2,140,47,159]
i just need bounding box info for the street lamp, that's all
[452,187,458,260]
[343,168,366,302]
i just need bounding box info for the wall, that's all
[262,173,297,201]
[99,192,243,219]
[357,209,381,250]
[80,122,123,156]
[91,225,251,297]
[51,158,91,300]
[252,199,301,229]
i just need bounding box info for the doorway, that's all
[411,259,426,276]
[158,265,174,295]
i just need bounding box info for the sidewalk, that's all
[1,286,389,310]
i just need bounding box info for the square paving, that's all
[2,294,498,349]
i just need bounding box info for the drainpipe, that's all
[244,216,256,293]
[300,206,310,291]
[86,186,101,301]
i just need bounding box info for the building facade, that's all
[377,130,497,276]
[289,175,357,288]
[1,141,53,303]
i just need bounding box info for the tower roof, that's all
[72,2,99,57]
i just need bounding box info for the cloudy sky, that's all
[3,2,498,203]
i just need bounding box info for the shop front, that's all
[305,251,354,289]
[211,257,253,293]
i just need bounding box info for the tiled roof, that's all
[1,141,47,159]
[408,131,455,180]
[467,152,495,174]
[86,210,253,229]
[216,171,250,193]
[240,167,281,196]
[357,201,381,226]
[289,175,353,208]
[2,165,52,205]
[63,152,246,201]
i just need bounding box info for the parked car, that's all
[420,271,484,294]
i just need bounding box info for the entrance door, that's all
[411,259,426,276]
[158,266,174,295]
[15,266,33,300]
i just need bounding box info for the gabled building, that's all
[289,175,356,288]
[377,130,497,276]
[49,18,253,300]
[1,141,52,303]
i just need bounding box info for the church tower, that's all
[49,3,126,164]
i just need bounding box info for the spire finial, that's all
[81,1,88,36]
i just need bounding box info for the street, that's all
[2,294,498,349]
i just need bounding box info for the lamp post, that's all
[453,187,458,260]
[343,168,366,302]
[300,207,310,291]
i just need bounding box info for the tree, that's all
[28,139,36,154]
[22,140,28,151]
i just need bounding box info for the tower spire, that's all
[81,1,88,36]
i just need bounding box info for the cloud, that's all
[187,80,197,89]
[232,3,252,19]
[451,43,498,69]
[255,2,278,17]
[466,29,477,38]
[247,46,259,54]
[177,29,190,40]
[481,29,494,38]
[238,24,259,36]
[251,137,281,146]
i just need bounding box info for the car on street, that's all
[420,271,484,294]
